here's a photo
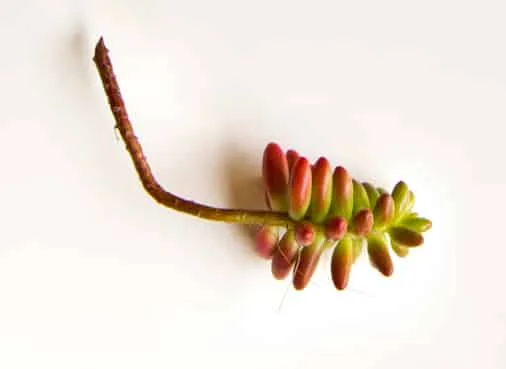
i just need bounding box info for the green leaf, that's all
[353,180,370,215]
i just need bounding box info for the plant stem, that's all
[93,37,295,228]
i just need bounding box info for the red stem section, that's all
[93,37,294,227]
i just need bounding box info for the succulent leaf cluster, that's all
[255,143,432,291]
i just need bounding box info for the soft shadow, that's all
[60,22,96,97]
[51,23,167,239]
[217,139,266,256]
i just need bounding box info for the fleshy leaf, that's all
[400,215,432,233]
[324,216,348,241]
[288,157,312,220]
[254,225,279,259]
[391,240,409,258]
[310,157,333,223]
[351,209,374,237]
[367,233,394,277]
[353,180,370,215]
[391,181,410,219]
[352,237,364,263]
[330,166,354,220]
[373,193,395,227]
[363,182,380,208]
[292,232,325,290]
[271,229,299,280]
[331,236,353,290]
[294,221,316,246]
[389,226,424,247]
[262,143,289,211]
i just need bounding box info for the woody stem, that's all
[92,37,295,228]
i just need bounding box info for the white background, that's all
[1,1,505,368]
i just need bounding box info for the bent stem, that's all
[93,37,295,228]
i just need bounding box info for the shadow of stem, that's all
[217,140,266,257]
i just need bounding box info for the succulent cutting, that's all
[93,37,432,292]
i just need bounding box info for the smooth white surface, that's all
[1,1,505,368]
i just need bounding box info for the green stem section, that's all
[93,37,295,228]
